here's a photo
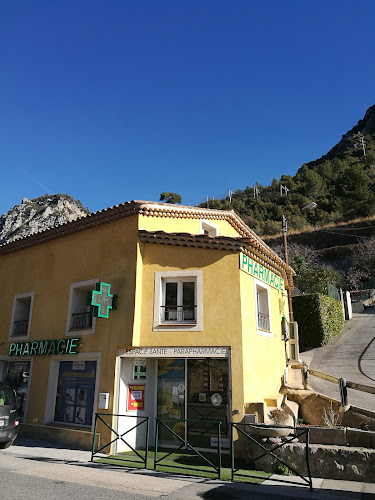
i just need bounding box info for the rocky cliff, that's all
[0,194,90,244]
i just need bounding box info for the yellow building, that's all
[0,201,294,452]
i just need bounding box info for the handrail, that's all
[308,369,375,395]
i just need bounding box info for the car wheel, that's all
[0,440,13,449]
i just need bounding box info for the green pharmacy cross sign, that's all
[90,282,117,318]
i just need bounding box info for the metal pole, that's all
[218,422,222,480]
[230,423,234,482]
[282,215,294,322]
[145,417,149,469]
[91,414,98,462]
[154,418,159,470]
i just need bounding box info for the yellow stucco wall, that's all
[240,265,289,405]
[137,244,245,414]
[138,212,242,237]
[0,208,289,440]
[0,216,139,425]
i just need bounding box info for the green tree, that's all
[159,192,182,204]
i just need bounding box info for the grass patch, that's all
[93,448,269,484]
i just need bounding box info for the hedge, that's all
[293,293,345,348]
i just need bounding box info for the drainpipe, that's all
[282,215,294,322]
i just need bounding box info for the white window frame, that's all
[8,291,34,341]
[254,278,272,337]
[199,219,219,237]
[153,270,203,331]
[65,278,99,336]
[44,351,101,431]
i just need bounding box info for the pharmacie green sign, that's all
[90,282,117,318]
[240,253,284,291]
[9,337,80,357]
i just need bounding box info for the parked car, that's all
[0,384,19,449]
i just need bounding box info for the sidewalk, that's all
[2,435,375,499]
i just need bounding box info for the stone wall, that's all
[246,439,375,483]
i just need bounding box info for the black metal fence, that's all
[91,414,312,490]
[154,417,222,479]
[91,413,149,469]
[231,422,312,491]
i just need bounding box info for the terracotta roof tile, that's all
[138,230,295,288]
[0,199,292,287]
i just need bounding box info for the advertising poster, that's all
[127,384,145,411]
[54,360,97,426]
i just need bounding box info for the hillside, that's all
[199,105,375,237]
[0,194,90,244]
[263,217,375,272]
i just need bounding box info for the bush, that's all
[293,294,345,348]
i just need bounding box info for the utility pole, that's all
[354,132,366,156]
[282,215,294,322]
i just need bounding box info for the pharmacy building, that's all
[0,200,295,452]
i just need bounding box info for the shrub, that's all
[293,293,345,348]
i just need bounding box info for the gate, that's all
[91,413,150,469]
[231,422,313,491]
[154,417,222,479]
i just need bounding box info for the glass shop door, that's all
[156,359,186,445]
[186,358,229,450]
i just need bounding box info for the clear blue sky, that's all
[1,0,374,215]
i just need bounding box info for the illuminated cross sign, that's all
[91,282,117,318]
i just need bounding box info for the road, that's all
[300,306,375,411]
[1,436,374,499]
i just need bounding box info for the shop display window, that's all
[54,360,97,427]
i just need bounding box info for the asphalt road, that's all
[300,306,375,411]
[1,436,373,499]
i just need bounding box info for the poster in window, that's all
[65,388,75,404]
[75,406,86,424]
[127,384,145,411]
[54,360,97,426]
[64,406,73,423]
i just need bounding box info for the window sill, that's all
[258,328,271,333]
[66,327,95,336]
[154,322,202,332]
[159,322,197,326]
[257,328,273,338]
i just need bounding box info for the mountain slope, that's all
[0,194,90,244]
[199,105,375,236]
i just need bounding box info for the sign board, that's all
[210,437,230,449]
[240,253,284,292]
[9,338,80,357]
[127,384,145,411]
[120,346,229,358]
[90,282,117,318]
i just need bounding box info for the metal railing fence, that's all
[231,422,312,491]
[154,417,222,479]
[91,413,150,469]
